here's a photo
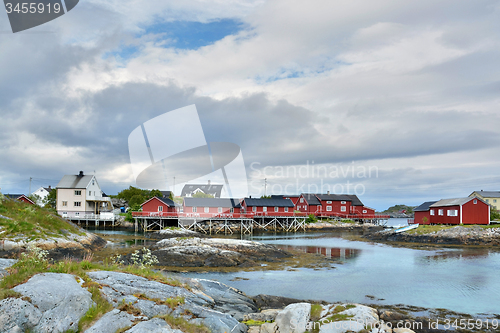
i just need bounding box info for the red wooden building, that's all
[183,197,241,217]
[413,201,437,225]
[241,197,295,215]
[295,194,322,214]
[429,197,490,225]
[6,194,35,205]
[141,196,178,215]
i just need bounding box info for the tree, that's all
[128,194,145,209]
[149,189,163,199]
[192,192,214,198]
[44,188,56,209]
[260,195,271,199]
[491,209,500,221]
[28,193,42,206]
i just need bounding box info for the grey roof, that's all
[5,194,23,199]
[471,190,500,198]
[244,198,295,207]
[316,194,352,202]
[157,197,177,207]
[181,184,223,198]
[344,194,364,206]
[184,197,241,208]
[430,198,476,207]
[414,201,438,212]
[300,193,321,205]
[56,174,94,189]
[160,191,173,198]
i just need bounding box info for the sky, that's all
[1,0,500,210]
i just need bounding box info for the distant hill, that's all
[383,204,415,215]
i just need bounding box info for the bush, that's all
[305,214,317,224]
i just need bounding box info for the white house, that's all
[56,171,112,218]
[31,186,52,207]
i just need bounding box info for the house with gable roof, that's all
[56,171,112,218]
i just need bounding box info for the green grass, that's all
[242,319,270,326]
[159,314,210,333]
[310,303,323,321]
[0,198,84,240]
[406,224,499,235]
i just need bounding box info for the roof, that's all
[315,194,353,202]
[244,198,295,207]
[414,201,438,212]
[160,191,172,198]
[56,174,94,189]
[6,194,35,204]
[430,197,478,207]
[300,193,321,205]
[471,190,500,198]
[141,196,177,207]
[344,194,364,206]
[184,197,241,208]
[181,184,223,197]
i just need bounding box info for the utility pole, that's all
[29,177,32,195]
[264,178,267,197]
[173,177,176,196]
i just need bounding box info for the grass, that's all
[308,304,356,333]
[133,293,185,309]
[0,198,84,240]
[159,314,210,333]
[406,224,499,235]
[242,319,270,326]
[310,303,323,321]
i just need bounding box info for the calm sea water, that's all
[89,219,500,315]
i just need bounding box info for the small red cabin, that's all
[242,197,295,215]
[141,197,178,215]
[295,194,322,214]
[429,197,490,225]
[413,201,437,225]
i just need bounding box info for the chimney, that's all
[78,171,84,177]
[327,191,330,195]
[48,186,51,190]
[207,180,211,186]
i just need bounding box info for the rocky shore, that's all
[365,225,500,246]
[149,237,291,267]
[2,258,497,333]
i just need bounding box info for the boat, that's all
[393,224,419,233]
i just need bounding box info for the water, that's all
[177,230,500,315]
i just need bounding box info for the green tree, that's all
[44,188,56,209]
[192,192,214,198]
[491,209,500,221]
[128,194,145,208]
[28,193,42,205]
[149,189,163,199]
[260,195,271,199]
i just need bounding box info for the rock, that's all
[85,309,138,333]
[151,237,290,267]
[150,228,204,240]
[252,294,308,310]
[134,299,172,318]
[191,279,258,320]
[379,310,406,322]
[274,303,311,333]
[186,305,247,333]
[244,309,280,322]
[247,326,261,333]
[124,318,183,333]
[0,258,16,277]
[13,273,94,333]
[261,322,277,333]
[392,329,415,333]
[0,298,42,332]
[87,271,207,307]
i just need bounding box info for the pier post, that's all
[135,218,138,232]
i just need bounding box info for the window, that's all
[430,209,435,215]
[158,206,163,212]
[204,207,209,213]
[92,180,95,185]
[341,201,346,204]
[218,207,222,213]
[62,212,67,216]
[341,206,346,212]
[75,212,79,216]
[326,201,332,204]
[438,209,443,216]
[486,199,490,202]
[447,209,458,216]
[263,207,267,212]
[284,207,288,212]
[230,208,234,213]
[300,198,304,203]
[326,206,332,212]
[89,191,91,196]
[363,210,367,213]
[62,201,68,207]
[74,190,81,196]
[74,201,81,207]
[473,199,477,204]
[252,206,256,212]
[192,207,197,213]
[494,199,497,203]
[275,207,279,212]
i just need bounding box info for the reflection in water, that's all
[421,249,491,262]
[277,245,360,261]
